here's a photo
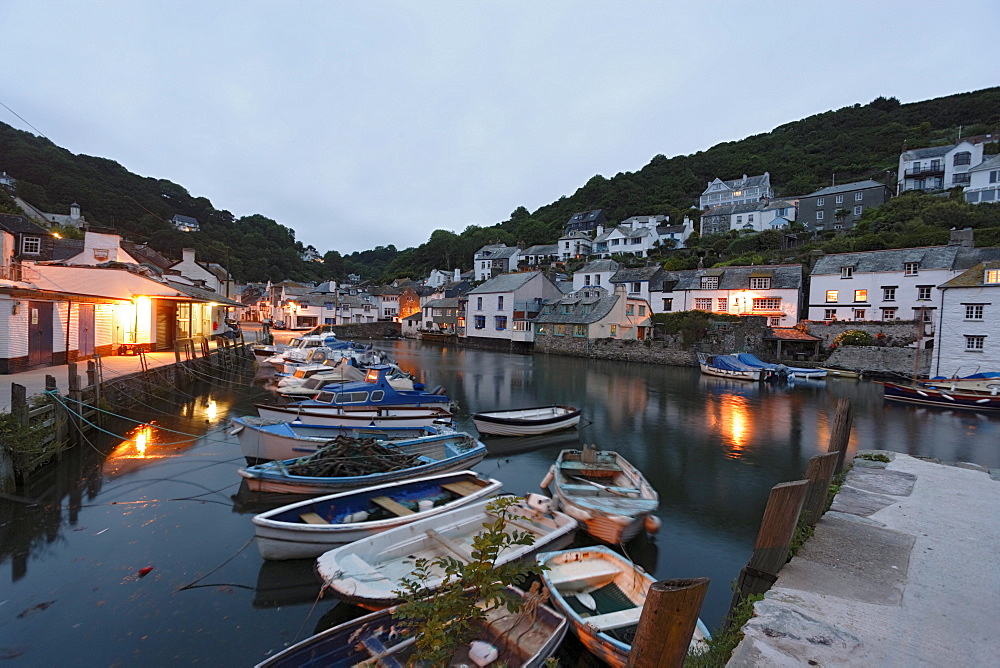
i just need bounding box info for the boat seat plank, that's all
[371,496,414,517]
[425,528,473,561]
[299,512,329,524]
[547,563,622,588]
[441,480,482,497]
[584,607,643,631]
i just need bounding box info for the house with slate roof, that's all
[0,213,54,264]
[167,248,234,297]
[963,154,1000,205]
[464,271,561,343]
[806,241,1000,326]
[520,244,559,266]
[699,200,797,236]
[474,244,521,281]
[564,210,607,235]
[931,260,1000,376]
[171,214,201,232]
[898,135,997,194]
[700,173,773,210]
[559,230,592,260]
[656,218,697,249]
[572,259,620,291]
[610,265,664,306]
[421,297,462,334]
[533,284,652,342]
[799,180,892,232]
[591,224,656,258]
[652,265,803,325]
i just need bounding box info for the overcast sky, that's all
[2,2,998,254]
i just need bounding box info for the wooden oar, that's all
[567,475,629,497]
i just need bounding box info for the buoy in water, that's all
[644,514,662,534]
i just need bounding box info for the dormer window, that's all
[749,277,771,290]
[21,236,41,254]
[701,276,719,289]
[904,262,919,276]
[986,269,1000,284]
[953,151,971,166]
[841,266,853,279]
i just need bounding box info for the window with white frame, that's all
[694,298,712,310]
[824,309,837,320]
[476,297,483,310]
[749,277,771,289]
[21,236,41,254]
[904,262,919,276]
[835,195,844,204]
[881,307,897,320]
[494,315,507,330]
[816,211,824,220]
[825,290,838,303]
[855,192,863,201]
[965,335,985,351]
[854,290,867,302]
[770,317,781,326]
[917,286,932,301]
[986,269,1000,284]
[753,297,781,311]
[631,282,641,293]
[883,286,896,301]
[584,275,591,286]
[965,304,984,320]
[854,309,865,320]
[701,276,718,289]
[841,266,853,279]
[817,197,825,206]
[854,205,862,215]
[717,297,728,312]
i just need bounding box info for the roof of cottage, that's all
[765,327,821,342]
[802,180,889,198]
[611,266,663,283]
[969,154,1000,173]
[939,261,1000,289]
[667,264,802,290]
[423,297,461,309]
[810,247,1000,275]
[522,244,558,256]
[0,213,48,235]
[900,145,953,160]
[701,173,770,195]
[468,271,541,294]
[475,244,519,260]
[578,259,620,274]
[533,288,619,325]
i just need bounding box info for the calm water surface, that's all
[2,340,997,665]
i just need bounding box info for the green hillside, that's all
[2,87,999,282]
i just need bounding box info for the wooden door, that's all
[27,301,54,368]
[78,303,95,357]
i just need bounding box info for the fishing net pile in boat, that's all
[282,435,423,477]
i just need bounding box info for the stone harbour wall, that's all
[800,319,924,349]
[823,346,931,377]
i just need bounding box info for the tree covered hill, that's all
[2,87,998,283]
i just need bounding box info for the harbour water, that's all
[1,339,997,665]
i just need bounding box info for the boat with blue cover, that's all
[266,365,452,411]
[733,353,827,379]
[697,353,761,381]
[236,431,486,494]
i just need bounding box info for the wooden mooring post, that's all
[827,397,854,473]
[728,479,809,625]
[627,578,710,668]
[802,451,840,526]
[67,363,82,444]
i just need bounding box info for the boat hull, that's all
[237,433,486,494]
[537,546,709,668]
[252,471,502,560]
[315,496,578,609]
[881,381,1000,411]
[256,403,453,428]
[543,448,658,545]
[230,416,441,464]
[256,586,567,668]
[472,405,581,437]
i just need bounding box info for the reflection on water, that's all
[713,394,750,459]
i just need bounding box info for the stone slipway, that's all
[729,452,1000,667]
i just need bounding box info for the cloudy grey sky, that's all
[2,1,998,254]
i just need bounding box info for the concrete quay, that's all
[729,452,1000,666]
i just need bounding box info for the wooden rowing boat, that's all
[472,404,581,437]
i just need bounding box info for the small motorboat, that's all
[541,444,659,544]
[265,365,451,411]
[251,471,502,560]
[237,432,486,494]
[472,404,581,437]
[315,495,578,609]
[255,403,454,428]
[921,371,1000,393]
[256,585,567,667]
[537,546,709,668]
[229,415,448,464]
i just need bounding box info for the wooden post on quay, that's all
[67,363,81,444]
[627,578,710,668]
[802,452,840,526]
[728,479,809,625]
[827,397,854,473]
[45,374,69,447]
[11,383,28,427]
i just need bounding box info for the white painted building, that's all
[897,135,997,194]
[572,259,620,292]
[63,231,140,266]
[700,173,773,210]
[806,244,996,328]
[474,244,521,281]
[652,265,803,326]
[699,200,797,235]
[558,231,592,261]
[963,154,1000,205]
[930,261,1000,378]
[463,271,561,342]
